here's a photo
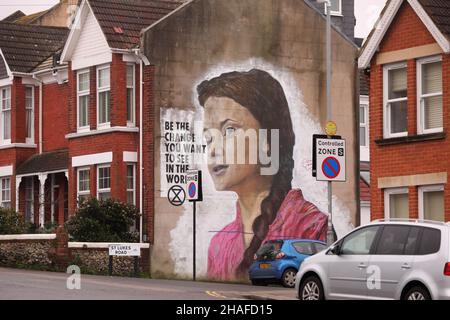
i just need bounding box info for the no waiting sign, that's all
[315,138,346,182]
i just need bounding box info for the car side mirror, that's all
[328,244,341,256]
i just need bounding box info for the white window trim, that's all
[96,65,111,130]
[383,62,408,139]
[1,86,12,145]
[126,164,136,206]
[97,164,111,200]
[360,102,369,147]
[77,69,90,133]
[325,0,342,16]
[25,86,35,144]
[384,187,409,219]
[417,55,443,135]
[0,176,11,208]
[418,184,445,221]
[126,63,136,127]
[77,167,90,205]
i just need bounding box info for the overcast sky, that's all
[0,0,387,39]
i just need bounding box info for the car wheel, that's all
[404,286,431,301]
[281,268,297,288]
[251,279,267,286]
[299,276,324,301]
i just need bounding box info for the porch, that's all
[15,150,69,227]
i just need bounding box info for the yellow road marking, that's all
[206,291,227,299]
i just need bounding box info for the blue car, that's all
[249,239,327,288]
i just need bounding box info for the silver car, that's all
[295,219,450,300]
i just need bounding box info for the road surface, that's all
[0,268,297,300]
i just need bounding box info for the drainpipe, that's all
[131,48,145,244]
[139,58,144,244]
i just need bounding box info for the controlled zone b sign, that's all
[315,138,346,182]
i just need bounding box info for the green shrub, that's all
[65,198,140,242]
[0,208,29,235]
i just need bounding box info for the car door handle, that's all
[401,263,411,270]
[358,263,368,269]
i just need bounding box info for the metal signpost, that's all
[315,0,336,246]
[186,170,203,281]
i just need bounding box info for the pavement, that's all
[0,268,297,300]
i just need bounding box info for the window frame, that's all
[126,64,136,127]
[77,167,91,205]
[77,69,90,133]
[384,187,409,219]
[1,86,12,145]
[360,101,369,147]
[417,55,443,135]
[97,164,111,200]
[418,184,445,221]
[325,0,342,16]
[96,65,111,129]
[383,62,408,139]
[0,176,11,208]
[25,86,35,144]
[126,163,136,206]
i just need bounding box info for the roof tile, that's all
[89,0,183,49]
[0,21,69,73]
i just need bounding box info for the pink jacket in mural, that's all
[207,189,328,281]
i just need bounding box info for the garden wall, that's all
[0,228,150,276]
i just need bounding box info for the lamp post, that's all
[317,0,335,245]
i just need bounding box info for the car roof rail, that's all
[373,218,449,226]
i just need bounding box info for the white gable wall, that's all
[71,8,111,70]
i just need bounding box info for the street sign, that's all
[316,138,346,182]
[312,134,341,177]
[109,244,141,257]
[186,170,203,202]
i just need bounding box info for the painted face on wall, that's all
[203,96,262,192]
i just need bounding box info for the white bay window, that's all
[0,177,11,209]
[97,165,111,201]
[77,168,90,205]
[97,66,110,128]
[127,64,135,126]
[25,86,34,143]
[1,86,11,144]
[77,70,90,131]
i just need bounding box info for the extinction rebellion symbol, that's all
[168,185,186,207]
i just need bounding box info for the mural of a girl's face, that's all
[203,96,264,192]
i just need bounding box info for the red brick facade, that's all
[369,2,450,222]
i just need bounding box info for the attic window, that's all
[113,27,124,34]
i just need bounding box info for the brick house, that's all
[0,22,69,226]
[0,0,183,243]
[359,0,450,222]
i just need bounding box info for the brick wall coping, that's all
[0,234,56,241]
[68,242,150,249]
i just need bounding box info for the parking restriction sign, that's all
[315,138,346,182]
[186,170,203,202]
